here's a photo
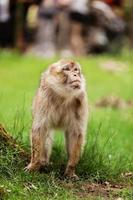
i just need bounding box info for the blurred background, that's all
[0,0,133,57]
[0,2,133,197]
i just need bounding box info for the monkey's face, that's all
[47,60,85,97]
[60,61,82,90]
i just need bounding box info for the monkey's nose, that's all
[73,74,78,77]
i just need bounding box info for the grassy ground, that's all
[0,51,133,199]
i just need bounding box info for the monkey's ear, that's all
[49,65,56,75]
[49,64,61,76]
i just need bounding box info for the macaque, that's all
[26,60,88,179]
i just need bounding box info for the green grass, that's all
[0,51,133,199]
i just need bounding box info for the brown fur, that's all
[25,60,88,178]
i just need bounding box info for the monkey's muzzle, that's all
[69,80,81,89]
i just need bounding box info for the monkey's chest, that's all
[49,105,73,128]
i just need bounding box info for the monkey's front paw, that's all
[65,173,79,181]
[24,162,41,172]
[64,168,79,181]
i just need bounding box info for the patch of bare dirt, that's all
[127,100,133,108]
[95,95,133,109]
[100,60,128,73]
[61,181,132,199]
[78,182,124,199]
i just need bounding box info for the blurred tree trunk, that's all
[15,3,26,52]
[129,0,133,47]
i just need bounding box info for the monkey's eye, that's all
[63,66,70,71]
[74,68,78,71]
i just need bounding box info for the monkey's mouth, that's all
[69,80,81,89]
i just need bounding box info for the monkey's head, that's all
[44,60,85,97]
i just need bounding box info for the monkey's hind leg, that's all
[25,123,53,172]
[65,129,85,179]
